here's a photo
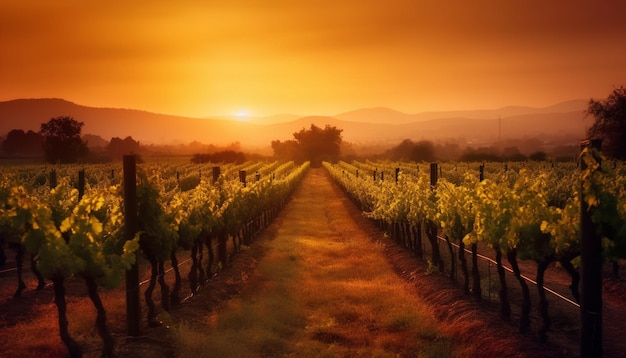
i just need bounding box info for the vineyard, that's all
[0,158,309,357]
[1,151,626,357]
[324,149,626,355]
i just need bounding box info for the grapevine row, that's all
[324,153,625,341]
[0,159,309,357]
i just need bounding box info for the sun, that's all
[234,109,250,121]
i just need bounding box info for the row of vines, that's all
[0,158,309,357]
[324,148,625,346]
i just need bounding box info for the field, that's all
[1,161,625,357]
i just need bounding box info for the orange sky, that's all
[1,0,625,118]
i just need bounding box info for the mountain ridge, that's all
[0,98,592,148]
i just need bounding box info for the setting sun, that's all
[234,109,250,121]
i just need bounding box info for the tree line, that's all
[2,87,625,164]
[1,116,141,163]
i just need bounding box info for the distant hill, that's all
[0,98,262,145]
[335,99,589,124]
[335,107,416,124]
[0,98,593,149]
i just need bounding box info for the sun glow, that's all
[234,109,250,122]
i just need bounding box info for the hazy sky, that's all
[1,0,625,118]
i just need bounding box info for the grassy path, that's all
[171,168,463,357]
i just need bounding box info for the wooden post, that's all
[212,166,221,183]
[471,162,484,300]
[479,163,485,182]
[49,170,57,189]
[428,162,442,272]
[579,139,602,357]
[123,155,140,337]
[239,170,246,187]
[77,170,85,200]
[430,163,438,187]
[395,167,400,183]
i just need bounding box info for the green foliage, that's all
[60,185,139,288]
[326,158,626,266]
[435,178,476,243]
[0,172,139,283]
[137,171,178,261]
[578,146,626,260]
[1,160,312,287]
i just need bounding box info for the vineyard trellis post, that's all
[123,155,141,337]
[49,169,57,189]
[77,169,85,200]
[430,163,437,187]
[213,166,221,183]
[471,163,484,300]
[428,163,443,272]
[239,170,247,187]
[479,163,484,182]
[579,139,602,357]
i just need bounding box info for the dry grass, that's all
[0,304,66,358]
[0,255,184,358]
[0,285,125,358]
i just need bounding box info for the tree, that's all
[384,139,436,162]
[2,129,43,157]
[271,140,303,162]
[107,136,140,159]
[586,86,626,160]
[528,151,548,161]
[292,124,343,166]
[40,116,89,163]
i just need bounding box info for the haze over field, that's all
[1,1,625,121]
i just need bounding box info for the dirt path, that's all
[162,167,464,357]
[131,168,571,358]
